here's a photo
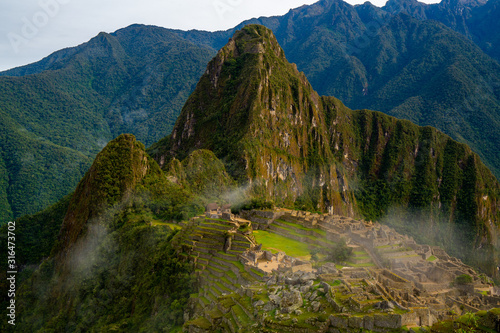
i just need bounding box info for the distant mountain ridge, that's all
[383,0,500,61]
[1,0,499,220]
[230,0,500,179]
[0,25,216,219]
[1,24,498,333]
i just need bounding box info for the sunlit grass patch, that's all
[254,230,311,259]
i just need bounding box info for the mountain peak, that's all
[202,25,286,91]
[440,0,487,7]
[230,25,283,56]
[149,24,352,213]
[149,24,313,167]
[209,24,286,76]
[383,0,428,19]
[56,134,160,261]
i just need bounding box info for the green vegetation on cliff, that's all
[15,207,194,332]
[0,25,215,220]
[431,308,500,333]
[54,133,161,255]
[151,25,499,276]
[229,1,500,178]
[3,0,500,222]
[1,134,233,332]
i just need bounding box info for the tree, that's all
[328,238,353,263]
[455,274,473,285]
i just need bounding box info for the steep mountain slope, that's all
[230,0,500,178]
[383,0,486,37]
[54,134,160,259]
[150,25,499,274]
[383,0,500,62]
[468,0,500,61]
[150,25,358,217]
[2,0,499,221]
[0,25,216,219]
[2,25,499,333]
[1,134,232,332]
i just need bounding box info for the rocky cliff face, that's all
[149,25,357,216]
[150,25,499,274]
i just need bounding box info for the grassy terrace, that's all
[232,240,251,247]
[150,220,182,230]
[375,245,414,253]
[390,254,420,259]
[254,230,311,259]
[270,223,328,244]
[208,308,223,320]
[276,219,327,237]
[217,251,237,258]
[250,268,265,277]
[200,296,210,305]
[220,259,254,282]
[346,248,375,267]
[236,294,253,310]
[228,314,238,332]
[206,262,224,274]
[375,244,394,249]
[202,222,233,230]
[220,276,237,287]
[231,303,251,325]
[198,226,227,234]
[214,281,232,293]
[206,218,235,224]
[225,270,237,280]
[352,256,371,260]
[186,317,212,330]
[345,262,376,267]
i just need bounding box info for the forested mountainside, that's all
[0,26,215,219]
[1,25,498,333]
[383,0,500,62]
[150,25,500,275]
[226,0,500,178]
[1,0,499,221]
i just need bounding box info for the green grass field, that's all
[276,219,327,237]
[254,230,311,259]
[151,220,182,230]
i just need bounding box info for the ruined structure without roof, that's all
[182,208,500,332]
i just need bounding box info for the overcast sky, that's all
[0,0,440,72]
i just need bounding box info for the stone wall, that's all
[292,263,313,273]
[240,209,285,229]
[427,266,455,284]
[328,312,419,332]
[377,270,413,292]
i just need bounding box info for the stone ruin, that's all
[187,207,500,331]
[239,249,315,274]
[238,208,500,328]
[205,203,234,221]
